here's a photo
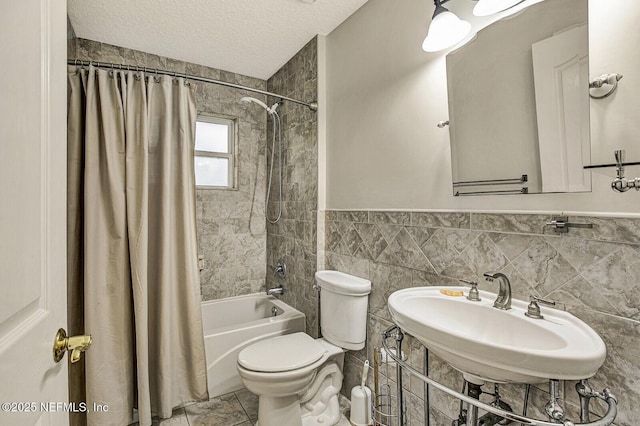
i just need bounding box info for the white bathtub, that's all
[201,293,306,398]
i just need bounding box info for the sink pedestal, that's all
[381,323,618,426]
[466,382,482,425]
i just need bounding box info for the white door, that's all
[532,24,591,193]
[0,0,69,424]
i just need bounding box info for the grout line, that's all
[233,390,254,424]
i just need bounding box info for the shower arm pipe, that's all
[68,59,318,112]
[381,325,618,426]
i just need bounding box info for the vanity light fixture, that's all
[473,0,525,17]
[422,0,471,52]
[423,0,525,52]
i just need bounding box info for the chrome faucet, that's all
[525,295,556,319]
[483,272,512,310]
[267,286,284,296]
[266,258,286,296]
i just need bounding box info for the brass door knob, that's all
[53,328,92,363]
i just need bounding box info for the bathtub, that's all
[201,293,306,398]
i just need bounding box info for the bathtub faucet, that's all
[267,286,284,296]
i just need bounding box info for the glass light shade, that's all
[422,10,472,52]
[473,0,523,16]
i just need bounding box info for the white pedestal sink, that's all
[387,286,606,384]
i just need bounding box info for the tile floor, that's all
[135,388,352,426]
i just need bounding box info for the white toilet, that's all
[237,270,371,426]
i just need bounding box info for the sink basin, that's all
[387,286,606,384]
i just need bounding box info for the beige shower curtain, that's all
[67,65,208,426]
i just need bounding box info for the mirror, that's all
[446,0,590,196]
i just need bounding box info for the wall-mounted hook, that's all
[437,120,450,128]
[589,73,623,99]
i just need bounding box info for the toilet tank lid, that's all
[315,270,371,296]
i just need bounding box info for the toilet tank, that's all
[316,270,372,351]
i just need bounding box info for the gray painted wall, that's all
[325,0,640,213]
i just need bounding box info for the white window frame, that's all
[194,114,238,190]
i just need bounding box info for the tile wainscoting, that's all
[323,210,640,425]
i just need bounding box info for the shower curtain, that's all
[67,65,208,426]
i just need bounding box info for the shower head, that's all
[240,96,269,111]
[239,96,281,114]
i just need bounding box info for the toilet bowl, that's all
[237,271,371,426]
[237,333,344,426]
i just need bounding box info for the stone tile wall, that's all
[265,38,320,337]
[67,17,76,59]
[72,38,268,300]
[324,210,640,425]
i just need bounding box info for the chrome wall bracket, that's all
[611,149,640,193]
[545,216,593,233]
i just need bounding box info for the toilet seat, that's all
[238,332,326,373]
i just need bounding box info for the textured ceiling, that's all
[67,0,369,80]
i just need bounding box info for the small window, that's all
[194,115,236,189]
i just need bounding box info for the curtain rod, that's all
[68,59,318,112]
